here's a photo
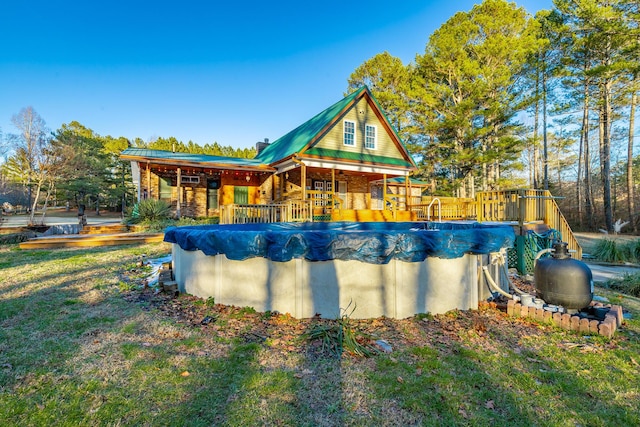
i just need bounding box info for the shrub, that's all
[628,240,640,263]
[607,272,640,297]
[126,199,172,224]
[591,239,624,263]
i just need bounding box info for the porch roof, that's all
[120,148,275,172]
[304,147,414,168]
[370,177,432,186]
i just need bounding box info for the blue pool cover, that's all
[164,222,515,264]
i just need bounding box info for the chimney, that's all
[256,138,270,155]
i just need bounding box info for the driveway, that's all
[586,262,640,283]
[2,212,122,227]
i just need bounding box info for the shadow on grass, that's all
[366,310,640,426]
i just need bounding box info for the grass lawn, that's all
[1,242,639,426]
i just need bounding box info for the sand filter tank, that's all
[534,241,593,310]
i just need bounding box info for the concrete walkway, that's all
[1,213,121,227]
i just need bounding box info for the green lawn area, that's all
[1,242,639,426]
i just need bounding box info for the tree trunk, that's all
[576,81,588,229]
[628,87,637,232]
[542,71,549,190]
[600,79,613,232]
[533,58,540,189]
[29,179,43,225]
[584,98,594,231]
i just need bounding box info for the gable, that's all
[306,96,406,162]
[256,87,416,170]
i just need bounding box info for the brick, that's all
[543,310,552,322]
[570,316,581,331]
[579,318,590,334]
[611,305,623,326]
[599,322,612,338]
[513,303,522,317]
[589,320,600,334]
[520,305,529,317]
[561,316,571,330]
[507,300,515,316]
[605,314,617,333]
[528,306,537,318]
[552,312,562,327]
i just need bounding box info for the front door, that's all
[338,181,347,209]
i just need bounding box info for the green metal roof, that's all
[255,87,367,164]
[304,147,414,168]
[120,148,269,169]
[121,87,416,172]
[373,177,432,186]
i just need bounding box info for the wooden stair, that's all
[18,232,165,249]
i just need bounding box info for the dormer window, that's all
[343,120,355,146]
[365,124,376,149]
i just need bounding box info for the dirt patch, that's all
[122,276,546,358]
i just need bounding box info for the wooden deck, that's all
[18,232,165,249]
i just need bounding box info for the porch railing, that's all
[305,190,344,210]
[220,200,313,224]
[409,196,476,221]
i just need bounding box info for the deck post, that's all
[146,162,151,199]
[405,175,409,211]
[301,164,306,202]
[331,168,336,211]
[176,167,182,219]
[518,189,525,233]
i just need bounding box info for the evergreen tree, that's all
[414,0,539,196]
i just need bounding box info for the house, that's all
[120,86,426,222]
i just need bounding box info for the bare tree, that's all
[8,107,53,224]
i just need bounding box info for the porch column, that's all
[383,173,387,208]
[301,163,306,201]
[331,168,336,208]
[405,175,409,211]
[176,167,182,218]
[280,173,285,200]
[146,162,151,199]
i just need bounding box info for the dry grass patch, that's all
[1,242,640,426]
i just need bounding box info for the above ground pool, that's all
[164,222,515,319]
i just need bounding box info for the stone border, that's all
[506,300,624,338]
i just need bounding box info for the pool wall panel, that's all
[172,245,502,319]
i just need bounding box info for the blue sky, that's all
[0,0,553,150]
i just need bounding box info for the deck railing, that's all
[475,189,581,259]
[409,196,476,221]
[221,189,580,258]
[220,200,313,224]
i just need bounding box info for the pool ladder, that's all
[427,198,441,222]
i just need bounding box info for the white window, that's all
[181,175,200,184]
[344,120,355,146]
[365,124,376,149]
